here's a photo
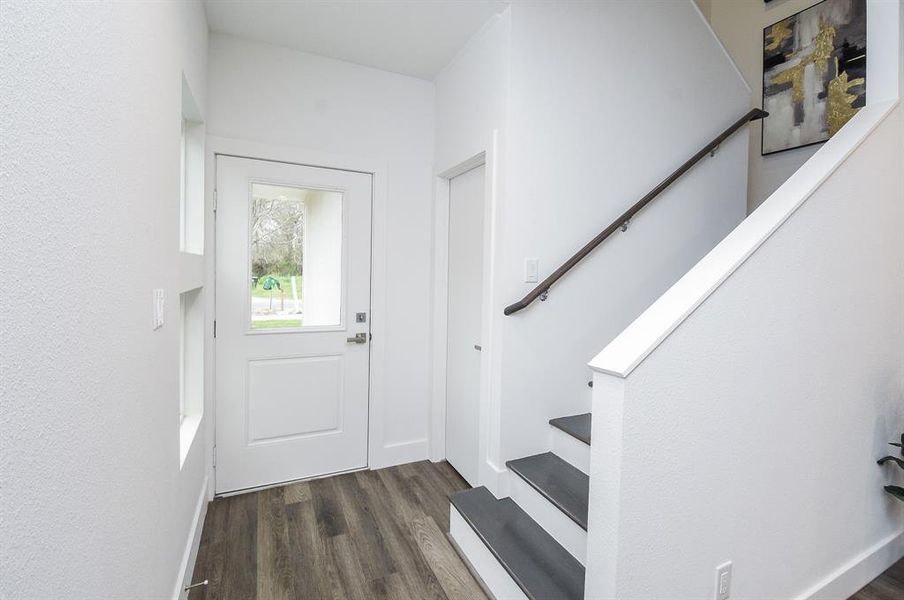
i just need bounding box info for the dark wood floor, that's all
[189,460,488,600]
[850,558,904,600]
[189,460,902,600]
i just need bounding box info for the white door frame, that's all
[430,130,507,496]
[204,135,389,498]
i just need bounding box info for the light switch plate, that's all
[715,561,732,600]
[524,258,539,283]
[153,289,165,330]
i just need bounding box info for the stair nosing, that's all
[449,487,584,600]
[506,452,588,530]
[549,413,591,445]
[451,491,536,599]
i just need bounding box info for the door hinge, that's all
[213,189,218,212]
[212,446,217,468]
[213,320,217,338]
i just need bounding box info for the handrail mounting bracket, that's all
[501,107,768,316]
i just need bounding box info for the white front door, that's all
[215,155,372,494]
[445,164,486,486]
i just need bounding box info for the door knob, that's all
[347,333,367,344]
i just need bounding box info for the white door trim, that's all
[204,135,389,497]
[430,130,507,496]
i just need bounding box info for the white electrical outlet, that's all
[153,289,165,330]
[524,258,539,283]
[715,561,732,600]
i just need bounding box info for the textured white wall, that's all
[586,105,904,598]
[0,1,209,598]
[496,0,751,464]
[207,34,436,465]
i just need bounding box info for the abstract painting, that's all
[762,0,866,155]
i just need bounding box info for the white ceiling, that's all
[203,0,507,80]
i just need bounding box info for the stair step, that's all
[450,487,585,600]
[549,413,591,445]
[507,452,589,530]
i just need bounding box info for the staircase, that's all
[445,109,769,598]
[448,413,591,599]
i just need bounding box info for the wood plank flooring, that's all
[850,558,904,600]
[189,459,902,600]
[189,461,488,600]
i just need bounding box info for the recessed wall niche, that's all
[181,74,204,254]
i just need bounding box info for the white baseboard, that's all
[371,438,428,470]
[172,476,210,600]
[799,528,904,600]
[481,459,509,499]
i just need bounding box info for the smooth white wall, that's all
[0,1,209,598]
[696,0,816,210]
[496,0,751,464]
[207,34,435,466]
[435,12,510,173]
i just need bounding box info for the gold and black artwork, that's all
[762,0,866,155]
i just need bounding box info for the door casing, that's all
[430,130,505,495]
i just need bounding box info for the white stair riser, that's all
[550,427,590,474]
[508,473,587,565]
[449,506,528,600]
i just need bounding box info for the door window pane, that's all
[250,183,342,330]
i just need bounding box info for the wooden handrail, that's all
[503,108,768,316]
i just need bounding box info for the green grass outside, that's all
[251,318,304,330]
[250,275,302,299]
